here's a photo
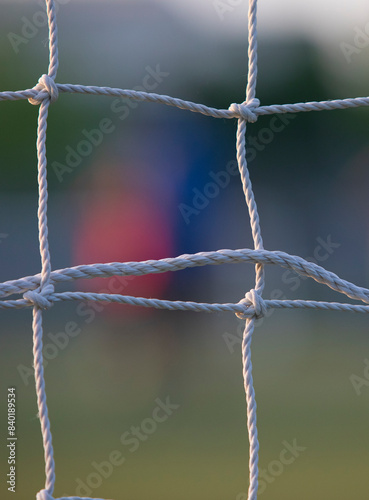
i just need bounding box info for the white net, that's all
[1,1,369,499]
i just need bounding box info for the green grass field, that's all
[1,311,368,500]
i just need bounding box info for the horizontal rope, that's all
[1,248,369,317]
[2,291,369,316]
[1,248,368,306]
[37,490,112,500]
[0,83,368,120]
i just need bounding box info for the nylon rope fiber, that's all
[1,1,369,499]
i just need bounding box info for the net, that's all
[1,1,369,499]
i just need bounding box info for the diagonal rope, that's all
[2,248,369,304]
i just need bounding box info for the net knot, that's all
[36,489,54,500]
[228,98,260,123]
[29,74,59,105]
[236,288,267,320]
[24,284,55,310]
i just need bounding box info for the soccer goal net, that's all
[1,1,369,499]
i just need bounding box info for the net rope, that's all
[1,1,368,499]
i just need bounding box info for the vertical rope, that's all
[236,122,262,500]
[246,0,258,104]
[33,307,55,494]
[235,119,265,293]
[33,98,55,497]
[32,1,59,498]
[238,1,264,499]
[46,0,59,80]
[37,99,52,289]
[242,318,259,500]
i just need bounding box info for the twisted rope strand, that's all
[29,1,59,498]
[32,308,55,494]
[246,0,258,104]
[1,248,369,306]
[236,124,265,292]
[46,0,59,80]
[30,97,56,499]
[242,318,259,500]
[241,2,261,497]
[1,0,368,498]
[1,83,369,118]
[3,292,369,315]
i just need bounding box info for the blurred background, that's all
[1,0,369,499]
